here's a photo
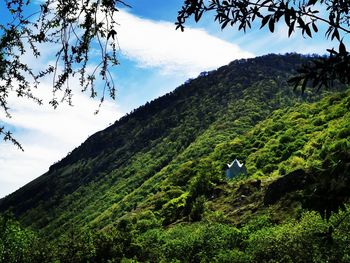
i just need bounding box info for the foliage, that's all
[1,1,349,148]
[3,210,350,262]
[176,0,350,91]
[0,214,53,263]
[0,0,129,146]
[0,54,314,235]
[0,54,349,261]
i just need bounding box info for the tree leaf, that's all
[195,10,203,22]
[339,41,346,54]
[307,0,317,5]
[260,15,271,29]
[332,28,340,41]
[221,19,229,29]
[305,24,312,37]
[284,11,291,27]
[107,29,117,40]
[288,21,295,37]
[268,17,275,32]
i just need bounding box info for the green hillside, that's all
[1,54,349,262]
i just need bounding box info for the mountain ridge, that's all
[1,53,350,262]
[0,53,335,233]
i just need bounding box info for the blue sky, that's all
[0,1,343,198]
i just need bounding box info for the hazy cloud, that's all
[0,81,123,198]
[116,10,254,76]
[0,9,253,198]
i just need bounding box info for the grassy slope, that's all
[1,88,349,263]
[126,89,350,262]
[0,54,345,239]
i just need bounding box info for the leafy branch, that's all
[0,0,130,148]
[176,0,350,91]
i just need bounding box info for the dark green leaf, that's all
[195,10,203,22]
[297,17,305,28]
[288,21,295,37]
[284,11,290,27]
[260,15,271,29]
[339,41,346,54]
[268,17,275,32]
[307,0,317,5]
[305,24,312,37]
[107,29,117,40]
[221,19,229,29]
[261,0,271,6]
[332,29,340,41]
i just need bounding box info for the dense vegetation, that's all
[1,54,349,262]
[2,210,350,262]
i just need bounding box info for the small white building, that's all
[226,159,247,179]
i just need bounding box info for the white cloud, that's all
[0,140,62,197]
[116,10,254,76]
[0,9,253,198]
[4,86,121,143]
[0,80,123,198]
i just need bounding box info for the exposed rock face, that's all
[264,169,309,205]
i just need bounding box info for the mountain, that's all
[1,54,349,262]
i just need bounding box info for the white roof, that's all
[227,159,244,168]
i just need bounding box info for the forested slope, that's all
[0,54,310,232]
[0,54,349,262]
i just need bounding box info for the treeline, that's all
[2,210,350,263]
[0,54,317,236]
[1,89,349,262]
[1,54,349,262]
